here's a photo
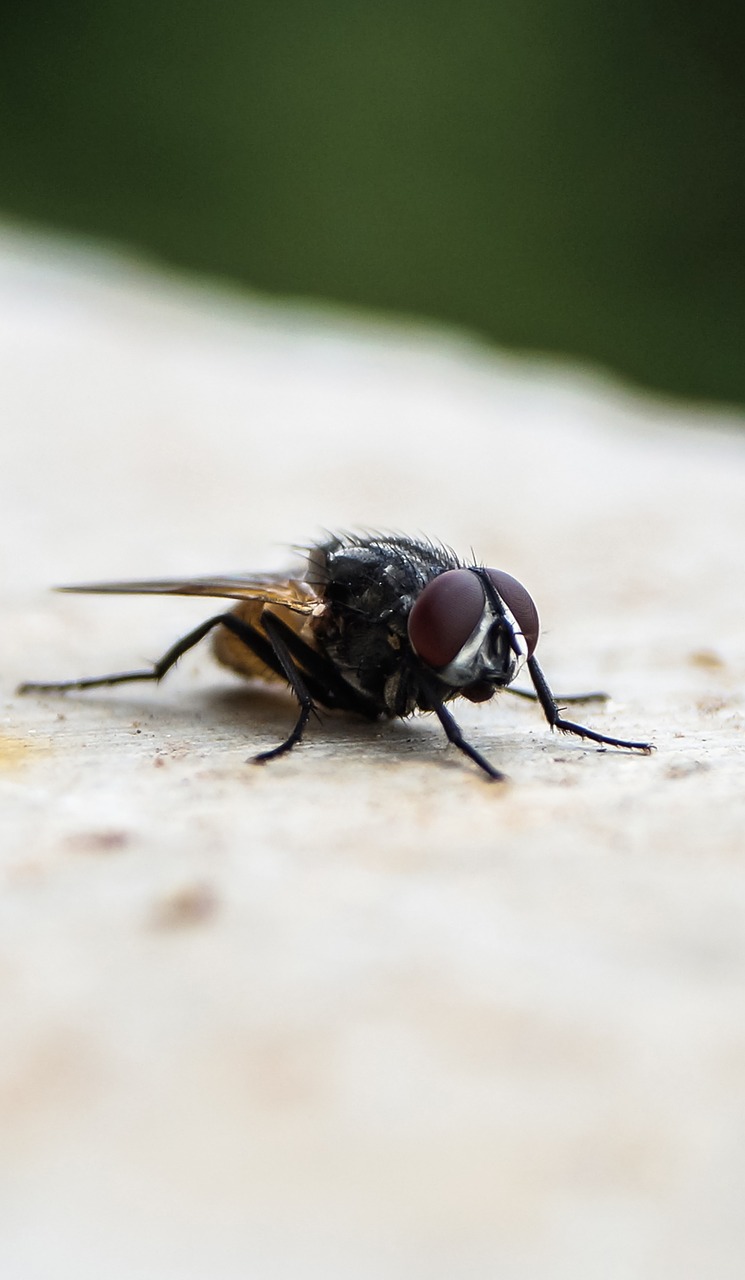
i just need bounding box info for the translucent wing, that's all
[57,573,317,614]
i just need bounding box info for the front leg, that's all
[431,698,506,780]
[417,674,505,780]
[527,656,653,753]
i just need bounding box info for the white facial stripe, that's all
[436,591,527,686]
[436,606,494,683]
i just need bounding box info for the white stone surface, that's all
[1,223,745,1278]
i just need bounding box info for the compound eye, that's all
[485,569,540,655]
[408,569,485,669]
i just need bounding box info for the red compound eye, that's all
[485,569,540,655]
[408,569,485,669]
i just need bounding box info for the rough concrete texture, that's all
[1,224,745,1279]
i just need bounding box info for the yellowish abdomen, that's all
[212,600,312,684]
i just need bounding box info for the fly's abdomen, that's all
[213,601,307,685]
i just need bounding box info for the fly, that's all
[18,532,653,780]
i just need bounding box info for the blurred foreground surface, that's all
[1,226,745,1279]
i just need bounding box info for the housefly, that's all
[19,532,652,780]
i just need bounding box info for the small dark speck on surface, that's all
[689,649,725,670]
[149,883,219,930]
[65,829,131,854]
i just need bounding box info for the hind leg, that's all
[20,611,326,766]
[18,615,228,694]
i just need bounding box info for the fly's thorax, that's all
[308,536,435,675]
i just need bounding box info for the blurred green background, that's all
[2,2,743,404]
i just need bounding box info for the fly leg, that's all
[19,609,353,766]
[17,615,229,694]
[19,612,325,765]
[527,655,653,752]
[18,612,311,699]
[430,698,506,781]
[505,686,608,705]
[258,613,380,718]
[254,612,317,762]
[20,611,330,764]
